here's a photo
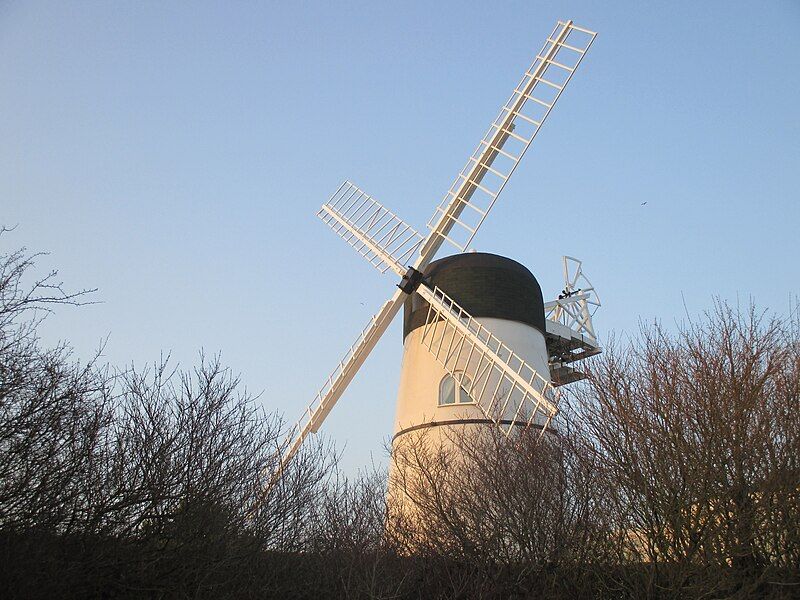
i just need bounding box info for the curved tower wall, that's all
[391,253,552,449]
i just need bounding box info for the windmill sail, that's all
[416,284,560,435]
[422,20,596,259]
[277,290,406,473]
[318,181,423,277]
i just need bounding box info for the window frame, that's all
[438,372,476,406]
[439,374,456,406]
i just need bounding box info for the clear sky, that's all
[2,1,799,475]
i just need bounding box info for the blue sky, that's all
[2,1,799,474]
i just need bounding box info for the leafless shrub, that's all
[573,301,800,597]
[0,240,337,598]
[388,420,618,597]
[4,235,797,598]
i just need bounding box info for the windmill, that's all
[273,20,600,490]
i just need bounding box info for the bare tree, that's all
[4,232,797,598]
[0,238,339,598]
[573,301,800,597]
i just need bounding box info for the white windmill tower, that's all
[268,20,601,496]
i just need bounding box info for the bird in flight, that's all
[641,201,648,206]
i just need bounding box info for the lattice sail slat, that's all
[318,181,423,277]
[423,21,596,257]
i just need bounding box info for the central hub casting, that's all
[397,267,425,294]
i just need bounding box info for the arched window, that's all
[439,375,456,405]
[439,373,476,405]
[459,375,475,404]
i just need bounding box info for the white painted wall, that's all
[392,316,552,445]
